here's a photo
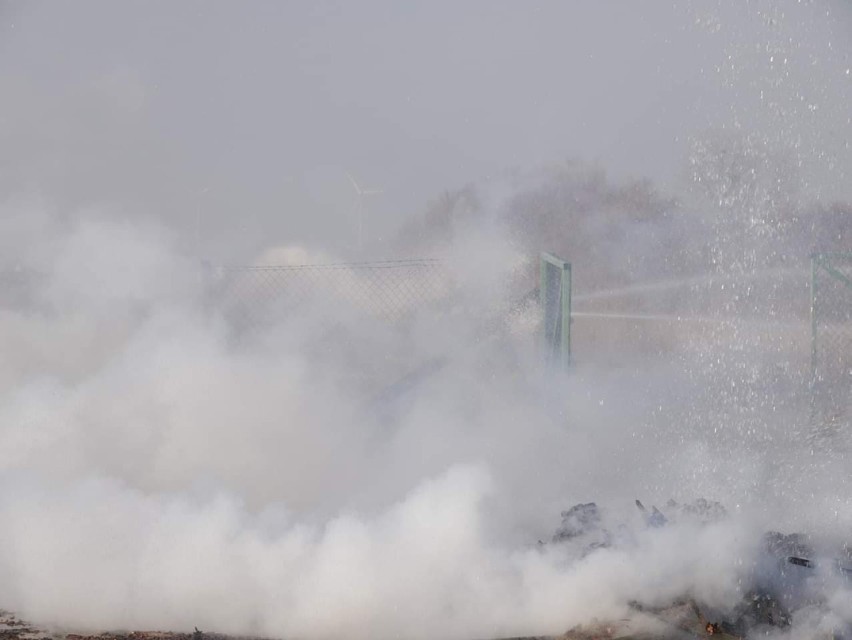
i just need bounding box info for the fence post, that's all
[540,252,572,369]
[811,253,817,385]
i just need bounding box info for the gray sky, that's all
[2,1,851,261]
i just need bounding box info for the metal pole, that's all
[811,254,818,386]
[358,197,363,253]
[562,262,572,368]
[540,252,572,369]
[540,254,549,360]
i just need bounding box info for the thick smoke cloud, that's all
[0,194,849,639]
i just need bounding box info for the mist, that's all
[2,2,852,639]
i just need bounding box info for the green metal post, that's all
[561,262,572,368]
[540,252,572,369]
[811,254,817,385]
[540,254,548,348]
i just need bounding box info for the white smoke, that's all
[0,197,850,639]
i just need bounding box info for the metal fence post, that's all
[811,253,817,385]
[540,252,572,369]
[562,261,572,367]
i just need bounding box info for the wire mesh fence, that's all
[811,253,852,429]
[205,259,450,330]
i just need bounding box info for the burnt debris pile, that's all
[550,500,852,639]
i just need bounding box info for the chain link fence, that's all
[811,253,852,430]
[205,259,450,330]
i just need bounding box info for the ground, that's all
[0,614,265,640]
[1,603,746,640]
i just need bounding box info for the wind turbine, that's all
[346,172,383,252]
[194,187,210,259]
[192,186,211,287]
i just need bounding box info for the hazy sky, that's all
[2,1,851,260]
